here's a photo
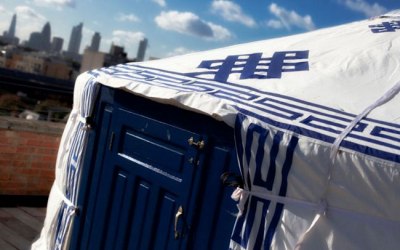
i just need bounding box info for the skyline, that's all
[0,0,399,60]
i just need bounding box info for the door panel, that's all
[73,87,239,250]
[85,106,204,249]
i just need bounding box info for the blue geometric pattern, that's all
[231,113,299,249]
[369,21,400,33]
[185,51,309,82]
[53,77,99,249]
[89,64,400,164]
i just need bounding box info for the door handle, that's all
[174,206,184,239]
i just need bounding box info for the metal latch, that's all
[174,206,184,239]
[188,137,205,149]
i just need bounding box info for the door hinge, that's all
[188,137,205,149]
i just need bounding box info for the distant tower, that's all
[6,14,17,38]
[51,37,64,53]
[27,22,51,51]
[90,32,101,52]
[2,14,19,45]
[67,22,83,54]
[136,38,148,62]
[27,32,43,51]
[41,22,51,52]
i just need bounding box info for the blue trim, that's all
[254,197,270,250]
[230,197,249,248]
[300,115,367,133]
[264,203,284,249]
[371,126,400,142]
[235,114,249,190]
[249,124,271,189]
[266,132,283,191]
[264,136,298,249]
[237,107,400,163]
[90,65,400,163]
[127,64,400,127]
[242,196,260,247]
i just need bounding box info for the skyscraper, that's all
[89,32,101,52]
[51,37,64,54]
[27,32,42,51]
[2,14,19,45]
[136,38,148,62]
[67,22,83,55]
[6,14,16,39]
[27,22,51,51]
[41,22,51,52]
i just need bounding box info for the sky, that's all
[0,0,398,60]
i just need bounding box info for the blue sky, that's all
[0,0,398,60]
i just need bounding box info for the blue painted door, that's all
[86,109,206,249]
[72,87,238,249]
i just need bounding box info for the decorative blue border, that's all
[89,64,400,163]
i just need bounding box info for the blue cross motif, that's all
[369,21,400,33]
[186,50,309,83]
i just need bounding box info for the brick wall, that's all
[0,117,65,195]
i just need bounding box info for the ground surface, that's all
[0,207,46,250]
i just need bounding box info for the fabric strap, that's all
[330,80,400,159]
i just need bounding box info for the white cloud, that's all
[112,30,145,45]
[154,11,232,41]
[116,13,140,23]
[152,0,166,7]
[80,26,95,51]
[267,3,316,31]
[105,30,145,58]
[211,0,256,27]
[167,47,196,57]
[338,0,387,17]
[0,6,9,35]
[265,19,284,29]
[33,0,75,9]
[15,5,47,41]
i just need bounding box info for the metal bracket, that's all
[188,137,205,149]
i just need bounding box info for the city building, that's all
[80,43,133,73]
[11,52,47,74]
[89,32,101,52]
[5,14,16,38]
[51,37,64,54]
[67,22,83,55]
[27,32,43,51]
[27,22,51,52]
[41,22,51,52]
[1,14,19,45]
[80,49,105,73]
[136,38,148,62]
[45,58,74,80]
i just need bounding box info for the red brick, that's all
[36,147,58,155]
[0,170,11,181]
[12,160,32,169]
[0,159,10,167]
[0,153,17,160]
[31,162,53,169]
[40,169,55,179]
[0,126,61,195]
[18,131,40,138]
[0,145,17,154]
[16,146,37,154]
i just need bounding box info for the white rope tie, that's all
[330,80,400,159]
[55,185,79,216]
[231,187,400,229]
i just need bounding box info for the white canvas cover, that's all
[33,11,400,250]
